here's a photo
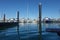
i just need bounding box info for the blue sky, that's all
[41,0,60,19]
[0,0,60,19]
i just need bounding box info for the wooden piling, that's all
[3,14,5,22]
[17,11,19,23]
[38,3,42,40]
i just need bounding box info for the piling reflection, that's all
[38,23,42,40]
[17,24,20,40]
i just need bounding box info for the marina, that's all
[0,0,60,40]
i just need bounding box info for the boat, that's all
[46,28,60,36]
[43,17,52,23]
[45,20,52,23]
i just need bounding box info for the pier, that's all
[0,11,19,30]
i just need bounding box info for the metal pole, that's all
[38,3,42,40]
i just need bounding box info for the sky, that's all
[0,0,60,20]
[41,0,60,19]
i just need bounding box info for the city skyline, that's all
[0,0,60,19]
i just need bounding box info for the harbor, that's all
[0,3,59,40]
[0,0,60,40]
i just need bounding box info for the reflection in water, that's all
[0,23,60,40]
[0,25,19,40]
[44,23,49,27]
[17,24,20,40]
[42,23,60,40]
[19,23,25,26]
[44,23,60,28]
[38,24,41,40]
[57,23,60,27]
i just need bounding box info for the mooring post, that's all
[17,11,19,23]
[3,14,5,22]
[38,3,42,40]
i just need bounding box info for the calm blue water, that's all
[0,23,60,40]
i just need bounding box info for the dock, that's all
[0,11,19,30]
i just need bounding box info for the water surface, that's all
[0,23,60,40]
